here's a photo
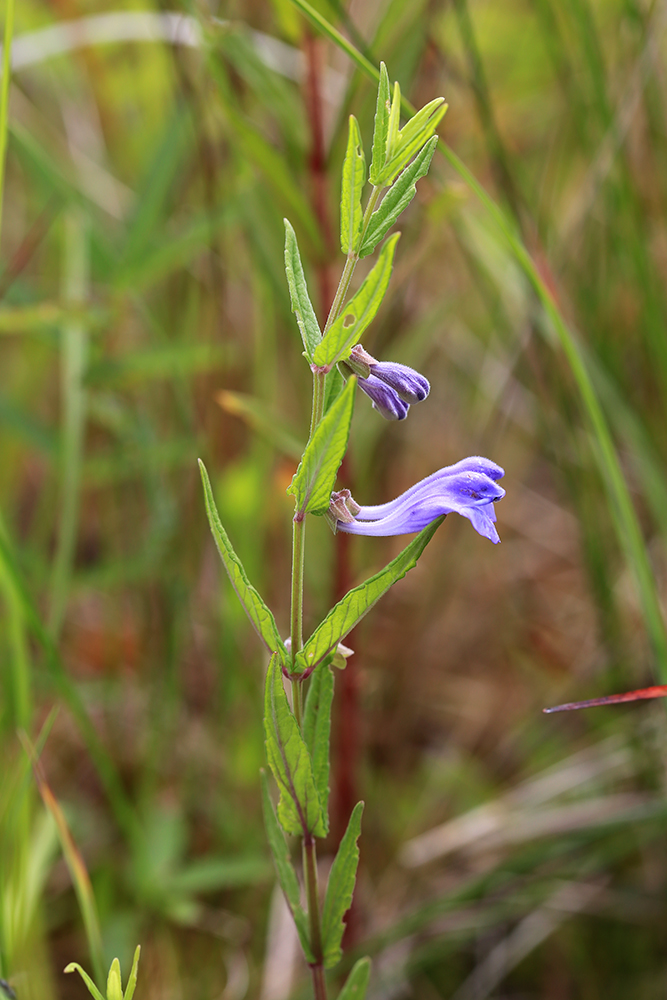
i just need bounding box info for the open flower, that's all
[333,456,506,543]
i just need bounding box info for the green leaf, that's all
[336,958,372,1000]
[323,365,345,414]
[340,116,366,255]
[107,960,123,1000]
[322,802,364,968]
[296,517,444,672]
[379,99,447,187]
[313,235,400,369]
[123,947,141,1000]
[369,62,391,186]
[63,964,105,1000]
[284,219,322,361]
[303,665,334,832]
[360,137,438,258]
[198,460,286,657]
[264,654,326,837]
[260,770,315,963]
[287,378,356,515]
[385,80,402,166]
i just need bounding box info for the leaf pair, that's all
[264,654,331,837]
[369,62,447,189]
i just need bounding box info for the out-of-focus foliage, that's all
[2,0,667,998]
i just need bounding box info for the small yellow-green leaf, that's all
[63,964,105,1000]
[335,957,372,1000]
[313,234,400,369]
[340,116,366,254]
[379,99,447,186]
[123,947,141,1000]
[106,960,123,1000]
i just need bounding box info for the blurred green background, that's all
[3,0,667,997]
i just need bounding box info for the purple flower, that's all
[370,361,430,403]
[335,456,506,543]
[357,374,409,420]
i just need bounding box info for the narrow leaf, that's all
[303,665,334,832]
[198,460,286,657]
[287,378,356,515]
[336,958,372,1000]
[380,99,447,186]
[284,219,322,361]
[323,365,345,414]
[313,235,400,369]
[63,965,105,1000]
[322,801,364,968]
[369,62,391,186]
[296,517,443,672]
[385,81,402,167]
[340,116,366,254]
[261,771,315,962]
[264,654,326,837]
[360,137,438,258]
[123,947,141,1000]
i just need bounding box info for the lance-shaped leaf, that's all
[336,957,372,1000]
[303,664,334,832]
[284,219,322,361]
[296,517,443,673]
[379,99,447,187]
[360,137,438,259]
[369,62,390,185]
[264,654,326,837]
[199,460,286,657]
[287,378,356,515]
[322,801,364,968]
[313,235,400,370]
[341,116,366,255]
[107,961,123,1000]
[323,365,345,414]
[260,770,315,963]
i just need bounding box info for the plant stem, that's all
[303,834,327,1000]
[0,0,15,250]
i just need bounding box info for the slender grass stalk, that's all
[0,0,15,250]
[48,208,89,638]
[286,0,667,680]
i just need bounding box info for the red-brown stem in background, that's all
[301,28,362,947]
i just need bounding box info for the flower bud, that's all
[370,361,430,403]
[357,374,409,420]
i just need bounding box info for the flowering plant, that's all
[199,64,505,1000]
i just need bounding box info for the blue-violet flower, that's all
[334,456,506,543]
[357,373,410,420]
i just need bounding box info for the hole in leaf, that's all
[343,314,355,328]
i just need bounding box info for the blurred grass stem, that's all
[0,0,15,248]
[48,208,89,638]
